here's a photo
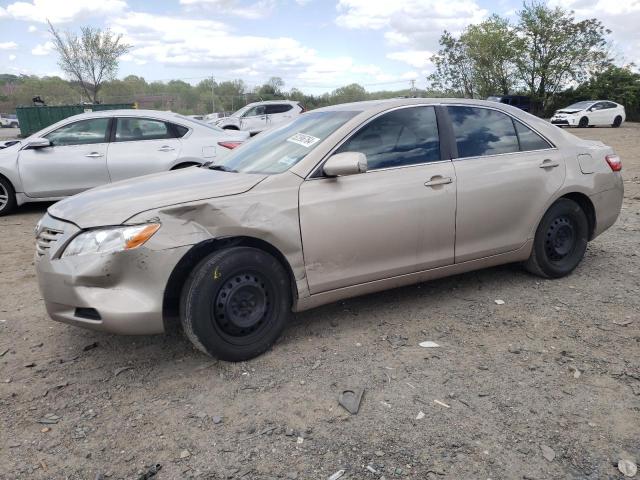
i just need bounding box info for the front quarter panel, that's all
[127,171,309,297]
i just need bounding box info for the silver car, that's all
[34,98,623,361]
[0,109,249,215]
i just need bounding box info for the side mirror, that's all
[323,152,368,177]
[23,138,51,150]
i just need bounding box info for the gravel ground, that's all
[1,123,639,480]
[0,127,20,140]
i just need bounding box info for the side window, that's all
[173,124,189,138]
[448,106,519,158]
[337,106,440,170]
[591,103,603,111]
[266,104,293,114]
[115,118,173,142]
[243,106,266,117]
[45,118,110,146]
[514,120,552,151]
[604,102,617,109]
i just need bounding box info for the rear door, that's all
[106,117,181,182]
[447,105,565,263]
[18,117,111,197]
[299,105,457,293]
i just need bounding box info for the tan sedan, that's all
[34,99,623,361]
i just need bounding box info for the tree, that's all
[428,31,476,98]
[514,1,610,111]
[462,15,518,97]
[48,20,131,103]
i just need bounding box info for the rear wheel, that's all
[0,176,17,216]
[180,247,291,361]
[9,122,18,128]
[524,198,588,278]
[612,116,622,128]
[578,117,589,128]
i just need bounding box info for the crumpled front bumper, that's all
[550,115,577,126]
[34,214,190,335]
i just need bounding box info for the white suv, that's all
[0,114,19,128]
[214,100,305,135]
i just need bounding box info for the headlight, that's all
[62,224,160,258]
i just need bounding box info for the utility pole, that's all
[211,75,215,114]
[410,79,416,97]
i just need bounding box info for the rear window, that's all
[266,104,293,114]
[448,106,519,158]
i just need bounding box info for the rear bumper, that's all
[35,215,190,335]
[590,176,624,239]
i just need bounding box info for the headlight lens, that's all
[62,224,160,258]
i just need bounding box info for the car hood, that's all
[556,109,583,115]
[48,167,267,228]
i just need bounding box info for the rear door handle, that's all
[158,146,175,152]
[85,152,103,158]
[539,159,560,169]
[424,176,453,187]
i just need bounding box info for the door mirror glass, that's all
[23,138,51,150]
[323,152,367,177]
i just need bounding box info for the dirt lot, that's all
[1,124,639,480]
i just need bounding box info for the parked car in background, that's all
[34,98,623,361]
[0,113,19,128]
[214,100,305,135]
[551,101,626,128]
[0,109,249,215]
[487,95,531,112]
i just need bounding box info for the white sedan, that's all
[550,100,626,128]
[0,109,249,215]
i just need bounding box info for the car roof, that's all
[245,100,298,106]
[313,97,531,114]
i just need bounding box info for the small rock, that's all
[24,362,36,368]
[286,472,298,479]
[508,346,521,354]
[285,427,295,436]
[540,444,555,462]
[494,299,505,305]
[212,415,222,424]
[327,470,345,480]
[618,459,637,477]
[375,450,384,457]
[416,411,425,420]
[569,365,581,379]
[296,436,304,444]
[419,341,440,348]
[40,427,50,433]
[179,449,191,459]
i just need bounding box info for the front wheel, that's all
[180,247,291,361]
[578,117,589,128]
[0,176,17,216]
[524,198,589,278]
[612,116,622,128]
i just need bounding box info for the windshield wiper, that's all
[208,164,238,173]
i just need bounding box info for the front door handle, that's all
[85,152,103,158]
[539,159,560,169]
[158,146,175,152]
[424,176,453,187]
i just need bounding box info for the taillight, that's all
[605,154,622,171]
[218,141,242,150]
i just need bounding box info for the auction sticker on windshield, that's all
[287,133,320,148]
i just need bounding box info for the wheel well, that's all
[162,236,297,333]
[561,192,596,240]
[223,126,239,130]
[171,162,200,170]
[0,172,15,192]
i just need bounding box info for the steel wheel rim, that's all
[0,183,8,210]
[545,216,576,261]
[213,272,272,338]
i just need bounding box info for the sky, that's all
[0,0,639,94]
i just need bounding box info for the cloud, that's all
[387,50,434,69]
[0,6,8,17]
[28,25,37,32]
[31,41,54,56]
[9,54,17,61]
[178,0,276,19]
[6,0,127,23]
[0,42,19,50]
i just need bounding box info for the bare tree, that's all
[48,20,131,104]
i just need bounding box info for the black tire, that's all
[578,117,589,128]
[9,122,18,128]
[524,198,589,278]
[0,176,17,216]
[180,247,291,361]
[612,116,622,128]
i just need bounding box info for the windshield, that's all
[215,110,358,174]
[565,101,594,110]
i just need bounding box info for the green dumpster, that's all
[15,103,134,137]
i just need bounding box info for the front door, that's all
[18,117,112,198]
[447,106,566,263]
[106,117,181,182]
[240,105,267,133]
[299,105,457,294]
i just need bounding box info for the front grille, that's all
[36,227,64,257]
